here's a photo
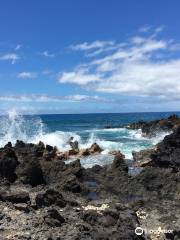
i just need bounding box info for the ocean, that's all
[0,110,179,168]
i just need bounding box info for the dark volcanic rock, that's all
[0,138,179,239]
[35,189,66,208]
[0,191,30,203]
[132,148,155,167]
[0,147,19,182]
[151,126,180,168]
[127,114,180,137]
[80,206,144,240]
[89,143,102,154]
[111,152,127,172]
[44,208,65,227]
[16,156,45,186]
[62,175,82,193]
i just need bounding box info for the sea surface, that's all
[0,110,179,168]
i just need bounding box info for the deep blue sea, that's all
[0,111,179,167]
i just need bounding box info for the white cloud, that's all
[70,40,115,51]
[59,68,102,85]
[59,26,180,100]
[0,94,105,103]
[138,25,152,33]
[41,51,55,58]
[15,44,22,51]
[18,72,36,79]
[0,53,19,64]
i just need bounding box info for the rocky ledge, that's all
[0,126,180,239]
[126,114,180,137]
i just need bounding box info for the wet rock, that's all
[127,114,180,137]
[132,148,155,167]
[89,143,102,154]
[78,148,90,157]
[69,137,79,152]
[0,148,19,182]
[35,189,66,208]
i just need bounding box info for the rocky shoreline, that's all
[0,116,180,239]
[126,114,180,137]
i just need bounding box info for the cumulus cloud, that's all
[58,26,180,100]
[0,94,105,103]
[18,72,37,79]
[0,53,19,64]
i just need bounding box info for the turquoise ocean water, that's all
[0,111,179,167]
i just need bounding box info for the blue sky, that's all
[0,0,180,114]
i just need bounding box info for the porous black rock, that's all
[0,147,19,182]
[35,189,66,208]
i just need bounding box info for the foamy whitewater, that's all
[0,110,171,168]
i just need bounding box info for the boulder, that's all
[151,126,180,168]
[132,148,155,167]
[0,191,30,203]
[44,209,65,227]
[89,143,102,154]
[62,175,82,193]
[35,189,66,208]
[111,152,127,172]
[16,157,45,186]
[0,148,19,182]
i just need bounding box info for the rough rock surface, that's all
[151,126,180,168]
[0,127,179,239]
[127,114,180,137]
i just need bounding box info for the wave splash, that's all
[0,109,44,147]
[0,110,169,163]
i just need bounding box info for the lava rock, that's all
[44,209,65,227]
[35,189,66,208]
[0,148,19,182]
[151,126,180,168]
[0,191,30,203]
[16,157,45,186]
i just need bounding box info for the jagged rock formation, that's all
[0,122,180,239]
[127,114,180,137]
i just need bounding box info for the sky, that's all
[0,0,180,114]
